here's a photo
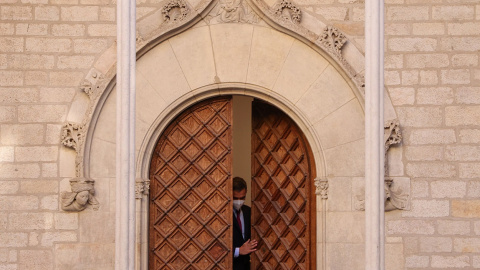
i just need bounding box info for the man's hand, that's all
[239,239,258,255]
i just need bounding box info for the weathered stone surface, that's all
[446,106,480,126]
[54,243,115,269]
[405,146,443,161]
[402,199,450,217]
[405,255,429,268]
[452,200,480,218]
[0,233,28,247]
[20,180,58,193]
[438,220,471,235]
[406,163,456,178]
[388,220,435,235]
[18,105,67,122]
[0,196,38,211]
[420,237,452,253]
[431,255,469,268]
[396,107,443,127]
[8,213,53,230]
[453,238,480,253]
[41,232,77,247]
[431,180,466,198]
[15,146,58,162]
[54,213,78,230]
[417,87,454,104]
[18,250,53,270]
[459,163,480,178]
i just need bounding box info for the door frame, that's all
[135,86,326,270]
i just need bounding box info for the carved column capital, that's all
[135,178,150,199]
[314,177,329,200]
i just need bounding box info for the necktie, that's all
[236,210,242,233]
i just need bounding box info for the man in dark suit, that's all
[233,177,257,270]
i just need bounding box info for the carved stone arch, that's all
[58,1,408,268]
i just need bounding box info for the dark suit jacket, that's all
[233,205,251,270]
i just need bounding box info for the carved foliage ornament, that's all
[273,0,301,24]
[162,0,190,23]
[314,178,328,200]
[61,122,85,152]
[318,26,347,55]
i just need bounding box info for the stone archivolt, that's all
[62,0,369,212]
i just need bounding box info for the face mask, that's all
[233,200,244,211]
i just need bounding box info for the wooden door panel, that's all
[149,97,233,270]
[251,101,315,270]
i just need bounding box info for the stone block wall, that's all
[1,0,480,269]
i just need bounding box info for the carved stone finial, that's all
[314,178,328,200]
[208,0,259,24]
[318,26,347,55]
[162,0,190,23]
[273,0,301,24]
[135,178,151,199]
[61,177,99,212]
[61,122,85,152]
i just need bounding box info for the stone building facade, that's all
[1,0,480,269]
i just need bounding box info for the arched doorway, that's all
[148,96,316,269]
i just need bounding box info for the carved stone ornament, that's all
[318,26,347,55]
[353,119,406,211]
[61,177,99,211]
[273,0,301,24]
[162,0,190,23]
[61,122,85,151]
[208,0,259,24]
[353,177,410,212]
[80,69,105,100]
[384,119,402,176]
[314,177,328,200]
[135,178,151,199]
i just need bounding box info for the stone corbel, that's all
[353,119,409,211]
[135,178,151,199]
[61,177,100,211]
[314,177,328,200]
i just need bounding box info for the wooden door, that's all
[251,101,316,270]
[149,97,233,270]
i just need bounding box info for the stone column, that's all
[116,0,136,268]
[365,0,385,269]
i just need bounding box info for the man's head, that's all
[233,177,247,210]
